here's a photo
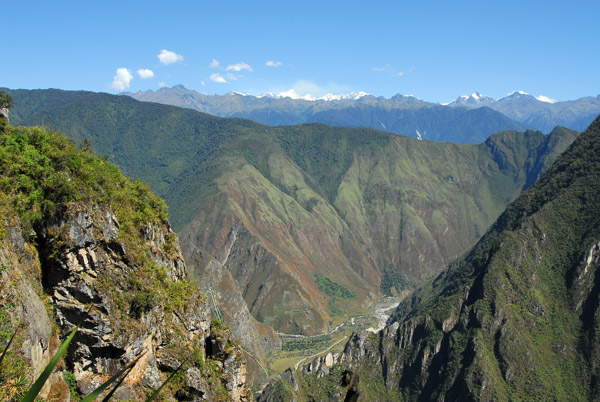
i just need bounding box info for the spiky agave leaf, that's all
[21,306,92,402]
[81,352,146,402]
[145,358,188,402]
[0,322,20,369]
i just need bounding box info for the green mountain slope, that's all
[261,115,600,401]
[6,89,579,337]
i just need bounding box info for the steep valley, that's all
[5,89,581,381]
[259,115,600,401]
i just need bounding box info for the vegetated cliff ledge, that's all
[258,115,600,401]
[0,118,252,401]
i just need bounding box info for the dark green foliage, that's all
[63,370,81,402]
[315,273,356,299]
[0,90,12,109]
[281,335,332,352]
[303,197,319,212]
[130,290,157,318]
[380,268,409,295]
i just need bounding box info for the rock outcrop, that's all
[0,123,252,401]
[184,241,280,390]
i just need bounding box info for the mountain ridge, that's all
[121,85,530,144]
[123,85,599,135]
[447,90,600,132]
[4,89,580,340]
[259,115,600,401]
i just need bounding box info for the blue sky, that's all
[1,0,598,103]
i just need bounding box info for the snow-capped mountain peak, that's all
[319,91,371,101]
[258,90,370,102]
[446,91,495,107]
[506,90,531,97]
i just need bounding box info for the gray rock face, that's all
[19,282,53,371]
[1,200,251,401]
[0,219,67,400]
[184,242,281,389]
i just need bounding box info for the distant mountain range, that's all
[126,86,530,144]
[447,90,600,132]
[126,85,599,139]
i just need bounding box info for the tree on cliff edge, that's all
[0,91,13,110]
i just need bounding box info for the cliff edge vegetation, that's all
[0,115,252,401]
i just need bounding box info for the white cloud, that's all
[201,80,206,86]
[372,64,393,72]
[210,73,227,83]
[536,95,557,103]
[266,60,283,67]
[209,59,220,68]
[137,68,154,79]
[158,82,167,88]
[111,68,133,91]
[373,64,411,77]
[158,49,184,65]
[226,62,253,72]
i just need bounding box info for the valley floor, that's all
[266,295,405,375]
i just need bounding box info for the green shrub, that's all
[314,273,356,299]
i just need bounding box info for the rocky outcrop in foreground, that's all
[0,121,251,401]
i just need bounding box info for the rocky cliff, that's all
[0,119,252,401]
[259,115,600,401]
[183,241,281,390]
